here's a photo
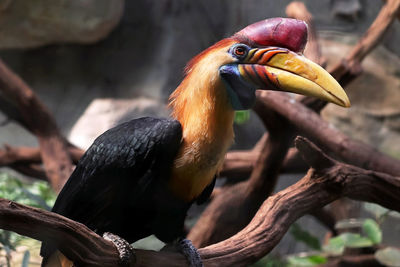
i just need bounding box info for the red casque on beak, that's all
[230,18,350,107]
[234,17,308,52]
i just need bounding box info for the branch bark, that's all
[199,137,400,266]
[10,163,48,181]
[256,91,400,176]
[0,59,74,191]
[0,144,84,166]
[221,146,309,180]
[0,198,121,267]
[329,0,400,85]
[1,137,400,266]
[0,144,83,181]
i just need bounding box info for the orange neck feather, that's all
[168,39,237,201]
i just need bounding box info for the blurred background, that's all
[0,0,399,266]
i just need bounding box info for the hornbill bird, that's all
[41,18,350,267]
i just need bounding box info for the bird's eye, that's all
[234,46,246,56]
[230,44,249,59]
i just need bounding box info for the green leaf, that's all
[340,233,373,248]
[322,235,345,255]
[307,255,327,264]
[287,255,327,267]
[363,219,382,244]
[234,110,250,124]
[323,232,374,254]
[290,223,321,250]
[0,172,56,210]
[375,247,400,267]
[335,218,382,245]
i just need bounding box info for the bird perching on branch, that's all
[41,18,350,267]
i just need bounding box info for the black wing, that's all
[40,117,182,260]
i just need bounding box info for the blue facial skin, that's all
[219,64,256,110]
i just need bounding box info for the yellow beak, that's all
[239,47,350,107]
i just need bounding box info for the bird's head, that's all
[180,17,350,111]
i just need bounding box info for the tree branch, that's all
[199,137,400,266]
[329,0,400,85]
[0,59,74,191]
[256,91,400,176]
[0,144,84,166]
[10,163,48,181]
[0,198,121,267]
[221,145,308,180]
[1,137,400,266]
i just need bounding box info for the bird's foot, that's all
[174,238,203,267]
[103,232,135,267]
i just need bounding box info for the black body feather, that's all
[40,117,212,263]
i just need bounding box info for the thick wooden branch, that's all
[0,198,121,267]
[10,163,48,181]
[220,133,269,180]
[0,144,84,166]
[0,197,191,267]
[256,91,400,176]
[0,59,73,191]
[329,0,400,85]
[343,0,400,66]
[219,149,259,179]
[199,137,400,266]
[1,137,400,266]
[0,144,83,181]
[221,145,308,179]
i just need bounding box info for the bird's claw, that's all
[103,232,135,267]
[175,238,203,267]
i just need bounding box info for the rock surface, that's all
[320,33,400,159]
[69,97,169,149]
[0,0,124,49]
